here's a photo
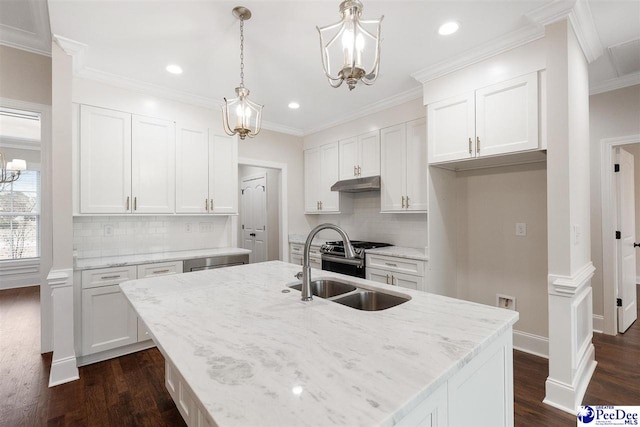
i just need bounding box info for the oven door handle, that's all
[320,254,364,267]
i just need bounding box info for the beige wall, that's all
[589,84,640,316]
[456,163,548,337]
[0,45,51,105]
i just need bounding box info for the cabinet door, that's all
[391,271,422,291]
[304,147,320,213]
[80,105,132,214]
[132,115,176,213]
[138,318,152,342]
[320,142,340,212]
[338,137,358,180]
[405,118,428,212]
[290,253,303,266]
[82,285,138,355]
[475,72,538,157]
[427,92,475,163]
[176,125,209,213]
[358,130,380,178]
[209,133,238,214]
[367,268,392,285]
[380,124,406,212]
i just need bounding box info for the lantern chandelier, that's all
[0,152,26,184]
[222,6,263,140]
[317,0,383,91]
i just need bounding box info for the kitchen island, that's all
[120,261,519,427]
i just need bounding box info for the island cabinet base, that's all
[396,328,514,427]
[165,360,216,427]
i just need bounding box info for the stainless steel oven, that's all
[320,240,391,279]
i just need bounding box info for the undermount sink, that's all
[333,291,410,311]
[289,279,357,298]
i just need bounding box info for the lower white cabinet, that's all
[366,254,426,291]
[82,284,138,355]
[290,243,322,270]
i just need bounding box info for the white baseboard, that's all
[513,330,549,358]
[544,344,597,414]
[592,314,604,333]
[48,355,80,387]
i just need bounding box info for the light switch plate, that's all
[515,223,527,236]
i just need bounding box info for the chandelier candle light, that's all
[317,0,383,91]
[222,6,263,140]
[0,152,26,184]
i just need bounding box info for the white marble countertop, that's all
[75,247,251,270]
[120,261,518,427]
[288,233,328,246]
[366,246,429,261]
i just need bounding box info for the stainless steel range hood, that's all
[331,176,381,193]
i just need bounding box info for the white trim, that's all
[77,341,155,367]
[0,259,40,290]
[411,24,544,84]
[237,158,288,262]
[544,344,597,415]
[261,120,304,137]
[567,0,603,63]
[525,0,577,26]
[548,262,596,296]
[592,314,604,333]
[637,276,640,285]
[53,35,87,74]
[0,97,52,353]
[590,73,640,96]
[600,134,640,336]
[513,330,549,359]
[302,87,423,136]
[0,0,52,57]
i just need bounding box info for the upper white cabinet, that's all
[428,72,539,164]
[380,118,427,212]
[175,127,238,215]
[80,105,132,214]
[131,115,176,214]
[338,130,380,180]
[305,142,340,214]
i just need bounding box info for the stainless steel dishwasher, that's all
[183,254,249,272]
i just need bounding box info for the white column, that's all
[543,19,597,414]
[48,269,79,386]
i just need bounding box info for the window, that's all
[0,170,40,260]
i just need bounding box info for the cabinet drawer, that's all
[366,254,424,276]
[81,265,137,289]
[137,261,183,278]
[367,268,423,291]
[290,243,320,255]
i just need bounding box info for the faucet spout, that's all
[301,223,356,301]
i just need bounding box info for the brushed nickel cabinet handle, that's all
[205,198,209,211]
[392,276,397,286]
[406,196,410,208]
[386,274,390,284]
[354,165,357,176]
[477,136,480,153]
[468,137,472,154]
[357,165,361,176]
[101,275,121,280]
[385,262,398,267]
[210,199,214,211]
[134,197,137,211]
[320,201,323,210]
[401,196,405,208]
[152,269,171,274]
[126,196,130,211]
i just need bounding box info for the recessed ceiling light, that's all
[166,64,183,74]
[438,21,460,36]
[288,102,300,109]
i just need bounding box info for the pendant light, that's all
[222,6,263,140]
[0,152,26,184]
[317,0,383,91]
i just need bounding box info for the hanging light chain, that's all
[239,17,245,87]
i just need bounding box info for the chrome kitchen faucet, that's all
[296,224,356,301]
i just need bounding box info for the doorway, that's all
[601,136,640,335]
[237,162,283,262]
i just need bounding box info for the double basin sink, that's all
[289,279,410,311]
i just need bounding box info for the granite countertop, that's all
[75,247,251,270]
[120,261,518,427]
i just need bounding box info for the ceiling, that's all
[2,0,639,136]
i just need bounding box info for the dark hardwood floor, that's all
[1,285,638,426]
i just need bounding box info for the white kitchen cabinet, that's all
[131,115,176,213]
[209,133,238,214]
[290,243,321,269]
[428,72,539,164]
[380,118,428,212]
[366,253,426,291]
[175,128,238,215]
[137,260,183,278]
[304,142,340,214]
[80,105,132,214]
[338,130,380,180]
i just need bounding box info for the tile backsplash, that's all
[310,192,428,248]
[73,215,232,259]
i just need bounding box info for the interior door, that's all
[617,148,638,333]
[241,174,267,263]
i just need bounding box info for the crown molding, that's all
[590,72,640,96]
[567,0,603,63]
[0,0,51,57]
[525,0,576,26]
[260,121,304,137]
[302,86,423,136]
[411,23,545,84]
[53,35,88,74]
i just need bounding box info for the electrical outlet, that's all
[515,223,527,237]
[185,223,193,233]
[199,222,213,232]
[496,294,516,311]
[104,224,114,237]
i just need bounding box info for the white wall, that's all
[589,85,640,316]
[238,165,281,261]
[456,163,548,338]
